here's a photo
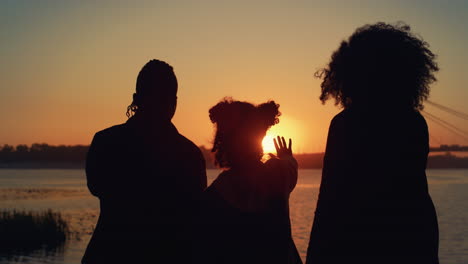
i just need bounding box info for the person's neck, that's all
[128,114,174,135]
[132,113,171,126]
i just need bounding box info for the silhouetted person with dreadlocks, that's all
[82,59,207,264]
[306,22,439,264]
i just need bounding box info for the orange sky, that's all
[1,1,468,153]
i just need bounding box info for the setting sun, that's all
[262,134,277,154]
[260,114,306,154]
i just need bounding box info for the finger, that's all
[276,136,282,149]
[281,137,287,149]
[288,138,292,150]
[268,153,277,159]
[274,138,280,152]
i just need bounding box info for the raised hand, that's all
[273,136,293,159]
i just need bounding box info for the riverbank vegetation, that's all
[0,209,70,257]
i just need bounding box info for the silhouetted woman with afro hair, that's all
[196,98,302,264]
[306,22,439,264]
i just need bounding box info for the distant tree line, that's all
[0,144,88,168]
[426,152,468,169]
[1,144,467,169]
[429,144,468,152]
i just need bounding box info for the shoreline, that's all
[1,163,468,170]
[0,162,84,170]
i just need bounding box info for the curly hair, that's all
[126,59,178,118]
[317,22,439,110]
[209,98,281,168]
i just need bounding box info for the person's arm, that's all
[306,115,345,264]
[316,114,346,206]
[86,133,105,197]
[274,136,298,193]
[196,148,208,191]
[265,136,298,196]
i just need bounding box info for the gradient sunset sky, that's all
[1,0,467,153]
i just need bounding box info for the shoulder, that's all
[91,123,128,145]
[94,123,127,138]
[200,185,228,215]
[330,110,348,127]
[408,110,429,141]
[412,110,428,129]
[264,157,298,194]
[265,156,298,173]
[326,110,349,136]
[175,133,205,158]
[395,110,428,134]
[264,157,284,168]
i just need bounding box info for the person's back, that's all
[308,109,438,263]
[82,60,207,264]
[200,159,298,264]
[306,23,439,264]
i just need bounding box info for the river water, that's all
[0,169,466,263]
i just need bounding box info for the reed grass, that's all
[0,209,70,256]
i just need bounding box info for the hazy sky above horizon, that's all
[1,0,467,153]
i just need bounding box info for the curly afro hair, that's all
[209,98,281,168]
[317,22,439,110]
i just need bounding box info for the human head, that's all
[209,98,281,168]
[317,22,439,111]
[126,59,178,120]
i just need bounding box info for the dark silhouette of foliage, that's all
[0,209,69,259]
[0,143,88,167]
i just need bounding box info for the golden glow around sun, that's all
[262,134,277,154]
[260,114,306,155]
